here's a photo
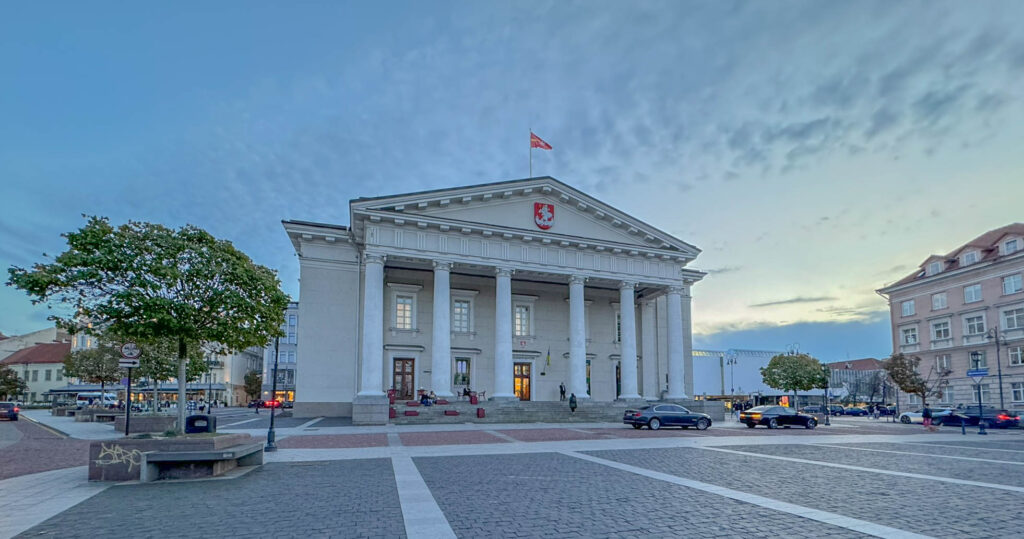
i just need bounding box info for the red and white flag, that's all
[530,132,552,150]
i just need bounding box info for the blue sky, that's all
[2,2,1022,361]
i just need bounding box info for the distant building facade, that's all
[263,301,299,403]
[878,223,1024,409]
[0,326,69,360]
[0,342,71,403]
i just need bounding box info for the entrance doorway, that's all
[393,358,415,400]
[514,362,531,401]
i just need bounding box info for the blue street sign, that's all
[966,369,989,377]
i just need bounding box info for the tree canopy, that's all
[0,366,28,400]
[8,216,289,431]
[244,371,263,401]
[883,353,949,406]
[761,353,828,402]
[63,342,124,387]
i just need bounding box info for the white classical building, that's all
[284,177,704,423]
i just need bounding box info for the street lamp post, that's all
[265,337,280,452]
[206,355,215,413]
[726,352,737,396]
[986,328,1006,409]
[969,351,988,435]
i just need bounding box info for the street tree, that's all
[7,216,289,432]
[883,353,950,407]
[761,353,828,409]
[133,337,207,411]
[63,341,123,403]
[0,365,28,400]
[244,371,262,402]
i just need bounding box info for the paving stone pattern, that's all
[399,430,508,446]
[836,441,1024,463]
[1,420,90,480]
[590,446,1024,539]
[277,433,388,449]
[18,460,406,539]
[731,442,1024,487]
[415,452,864,539]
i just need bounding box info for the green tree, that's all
[883,353,950,407]
[63,340,124,403]
[760,353,828,408]
[133,336,208,412]
[244,371,262,402]
[8,216,289,432]
[0,365,28,400]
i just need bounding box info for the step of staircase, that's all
[388,399,724,425]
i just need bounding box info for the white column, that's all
[492,267,515,398]
[641,299,658,400]
[358,253,385,396]
[681,285,694,398]
[665,285,687,399]
[431,261,454,397]
[617,282,641,399]
[569,275,589,398]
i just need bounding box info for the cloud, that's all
[750,296,838,308]
[705,266,743,275]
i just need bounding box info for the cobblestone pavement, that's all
[415,452,865,538]
[588,442,1024,539]
[17,459,405,539]
[277,433,388,449]
[0,419,90,480]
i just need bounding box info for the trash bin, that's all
[470,393,479,405]
[389,407,397,419]
[185,414,217,434]
[476,407,485,418]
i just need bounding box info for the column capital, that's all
[363,252,386,265]
[667,285,686,296]
[494,267,513,278]
[433,260,452,272]
[568,274,587,286]
[619,281,637,291]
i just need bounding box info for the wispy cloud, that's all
[750,296,838,308]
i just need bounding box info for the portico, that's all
[284,176,704,423]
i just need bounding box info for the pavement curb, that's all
[22,414,71,439]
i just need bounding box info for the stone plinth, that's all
[114,414,177,434]
[88,433,256,482]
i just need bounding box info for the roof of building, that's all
[0,342,71,366]
[824,358,883,370]
[884,222,1024,289]
[0,332,8,341]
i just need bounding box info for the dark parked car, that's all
[623,404,712,431]
[802,405,823,414]
[936,408,1020,429]
[828,405,846,416]
[844,407,868,416]
[740,405,817,429]
[0,402,19,421]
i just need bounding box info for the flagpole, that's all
[529,127,532,178]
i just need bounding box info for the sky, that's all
[2,1,1022,362]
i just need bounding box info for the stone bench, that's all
[140,442,263,482]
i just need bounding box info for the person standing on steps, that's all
[569,393,577,414]
[559,382,566,401]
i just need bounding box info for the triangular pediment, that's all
[350,177,700,256]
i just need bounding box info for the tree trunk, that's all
[153,379,159,413]
[100,380,105,407]
[177,337,187,434]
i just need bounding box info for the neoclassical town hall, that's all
[284,177,704,423]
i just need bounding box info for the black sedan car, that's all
[623,404,713,431]
[0,402,19,421]
[844,407,868,416]
[936,408,1021,429]
[740,405,817,429]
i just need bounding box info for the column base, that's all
[615,395,644,403]
[664,393,689,400]
[352,394,390,425]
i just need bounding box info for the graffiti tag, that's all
[94,443,144,472]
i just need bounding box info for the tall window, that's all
[935,354,951,371]
[978,384,991,403]
[56,369,63,381]
[962,251,979,266]
[901,327,918,345]
[1004,274,1023,295]
[970,351,987,369]
[1004,308,1024,330]
[395,295,414,330]
[931,321,950,341]
[964,284,982,303]
[939,387,954,404]
[931,293,947,310]
[452,299,471,333]
[453,358,471,386]
[288,314,297,326]
[901,300,915,317]
[965,315,985,335]
[514,305,531,336]
[288,331,297,344]
[44,369,52,381]
[32,370,38,382]
[1012,382,1024,403]
[1009,346,1023,366]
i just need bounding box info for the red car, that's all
[263,399,282,408]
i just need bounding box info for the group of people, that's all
[419,391,438,406]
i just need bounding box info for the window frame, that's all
[970,350,988,369]
[935,354,951,371]
[387,283,422,332]
[931,320,951,341]
[931,292,947,311]
[1003,274,1023,295]
[964,314,986,336]
[512,295,538,338]
[1004,239,1020,256]
[901,326,918,345]
[901,300,915,317]
[1009,346,1023,366]
[962,250,979,266]
[927,261,943,275]
[1003,307,1024,330]
[964,284,982,303]
[1012,382,1024,403]
[450,289,478,335]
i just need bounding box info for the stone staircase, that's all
[389,399,725,425]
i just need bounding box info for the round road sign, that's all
[120,342,142,359]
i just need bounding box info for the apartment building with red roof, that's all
[0,341,72,403]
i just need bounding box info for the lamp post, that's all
[726,351,737,397]
[265,337,280,452]
[205,354,215,414]
[969,351,987,435]
[986,328,1007,409]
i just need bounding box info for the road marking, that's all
[809,443,1024,465]
[700,446,1024,493]
[388,432,403,447]
[562,451,933,539]
[899,441,1024,453]
[485,430,520,442]
[391,456,455,539]
[220,417,263,427]
[21,414,69,439]
[295,417,324,430]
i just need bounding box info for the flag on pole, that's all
[530,132,552,150]
[546,347,551,366]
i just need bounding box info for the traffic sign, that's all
[966,368,988,384]
[119,359,140,368]
[120,342,141,359]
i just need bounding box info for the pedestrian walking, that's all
[922,404,934,431]
[569,393,577,414]
[559,382,566,401]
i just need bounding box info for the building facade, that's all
[263,302,299,403]
[878,223,1024,410]
[0,342,71,403]
[285,177,704,423]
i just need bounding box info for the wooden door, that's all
[514,362,531,401]
[393,358,415,400]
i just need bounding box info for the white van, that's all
[76,392,118,407]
